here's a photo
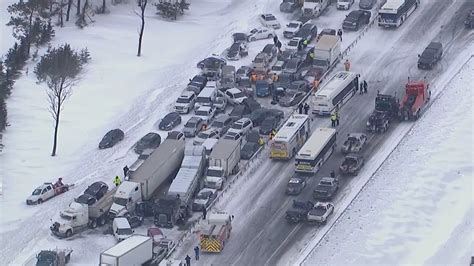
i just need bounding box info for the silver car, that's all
[183,117,205,137]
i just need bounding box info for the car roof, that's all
[188,116,202,122]
[199,188,216,194]
[114,217,131,228]
[197,106,212,111]
[320,177,334,183]
[214,114,231,122]
[180,90,195,97]
[235,117,251,124]
[227,88,242,93]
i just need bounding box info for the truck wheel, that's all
[66,230,72,238]
[98,217,106,226]
[322,219,327,225]
[90,220,97,228]
[37,199,43,204]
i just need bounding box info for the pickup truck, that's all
[341,133,367,154]
[307,202,334,224]
[339,154,365,175]
[27,182,74,205]
[285,200,314,223]
[313,177,339,200]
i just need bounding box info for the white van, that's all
[113,217,133,241]
[195,86,218,109]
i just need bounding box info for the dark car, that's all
[230,105,251,121]
[295,23,318,42]
[84,181,108,200]
[232,32,248,43]
[99,129,124,149]
[188,75,207,91]
[196,56,226,69]
[267,109,284,120]
[75,193,97,206]
[166,131,185,140]
[278,49,296,63]
[294,46,315,62]
[246,108,268,126]
[280,0,302,13]
[259,116,280,135]
[288,80,310,92]
[246,129,261,144]
[285,200,314,223]
[242,98,261,112]
[159,112,181,131]
[313,177,339,200]
[417,42,443,70]
[126,214,144,228]
[241,142,260,160]
[359,0,376,9]
[262,44,278,61]
[339,154,365,175]
[226,42,249,61]
[343,10,371,31]
[134,132,161,154]
[465,10,474,28]
[304,66,325,84]
[286,176,306,195]
[236,66,252,81]
[279,90,304,107]
[283,58,303,75]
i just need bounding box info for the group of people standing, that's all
[298,102,310,115]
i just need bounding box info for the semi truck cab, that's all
[109,181,142,219]
[204,166,226,190]
[51,202,89,237]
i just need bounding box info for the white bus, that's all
[295,127,337,174]
[378,0,420,28]
[312,71,359,116]
[270,114,311,160]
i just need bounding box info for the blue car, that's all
[256,80,271,97]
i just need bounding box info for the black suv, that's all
[343,10,371,31]
[417,42,443,70]
[295,22,318,42]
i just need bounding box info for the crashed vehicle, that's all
[307,202,334,224]
[313,177,339,201]
[285,200,314,223]
[339,154,365,175]
[341,133,367,154]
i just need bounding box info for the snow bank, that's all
[301,57,474,265]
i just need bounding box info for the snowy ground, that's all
[302,56,474,266]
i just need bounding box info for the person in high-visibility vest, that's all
[113,176,122,187]
[344,59,351,71]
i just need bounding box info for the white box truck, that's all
[204,139,241,190]
[109,139,185,219]
[100,235,153,266]
[313,35,341,72]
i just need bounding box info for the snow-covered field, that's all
[302,57,474,265]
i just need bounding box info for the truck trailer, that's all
[109,139,185,219]
[204,139,241,190]
[154,144,206,228]
[99,235,153,266]
[312,35,341,72]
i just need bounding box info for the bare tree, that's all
[137,0,147,56]
[34,44,85,156]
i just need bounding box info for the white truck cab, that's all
[51,202,89,237]
[204,166,226,190]
[109,181,142,219]
[113,217,133,241]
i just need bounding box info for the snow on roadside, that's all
[302,57,474,265]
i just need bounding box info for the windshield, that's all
[306,0,318,2]
[340,0,350,2]
[231,123,243,129]
[254,57,264,63]
[197,132,210,139]
[60,213,73,220]
[266,16,276,21]
[288,182,300,188]
[288,23,299,28]
[207,169,224,177]
[319,181,332,186]
[185,121,196,128]
[197,97,211,103]
[233,92,244,98]
[196,192,211,200]
[250,28,258,34]
[114,197,128,206]
[262,119,273,127]
[117,228,132,235]
[272,65,282,71]
[195,110,209,116]
[211,121,224,128]
[420,50,434,59]
[176,97,189,103]
[288,40,298,46]
[32,189,42,195]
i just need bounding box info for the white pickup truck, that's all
[307,201,334,224]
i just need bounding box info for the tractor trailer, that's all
[204,139,241,190]
[109,139,185,219]
[99,235,153,266]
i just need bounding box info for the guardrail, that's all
[165,4,386,260]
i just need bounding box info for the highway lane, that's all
[173,1,474,264]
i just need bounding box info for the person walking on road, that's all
[335,111,340,126]
[344,59,351,71]
[303,103,310,115]
[185,255,191,266]
[202,207,207,220]
[113,176,122,187]
[298,103,303,114]
[363,80,368,94]
[194,246,200,260]
[330,113,337,127]
[273,35,279,45]
[123,165,129,178]
[330,170,336,178]
[359,82,363,94]
[337,29,343,41]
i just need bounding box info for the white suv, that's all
[225,88,247,105]
[259,14,281,29]
[227,118,253,135]
[174,91,196,114]
[194,106,216,125]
